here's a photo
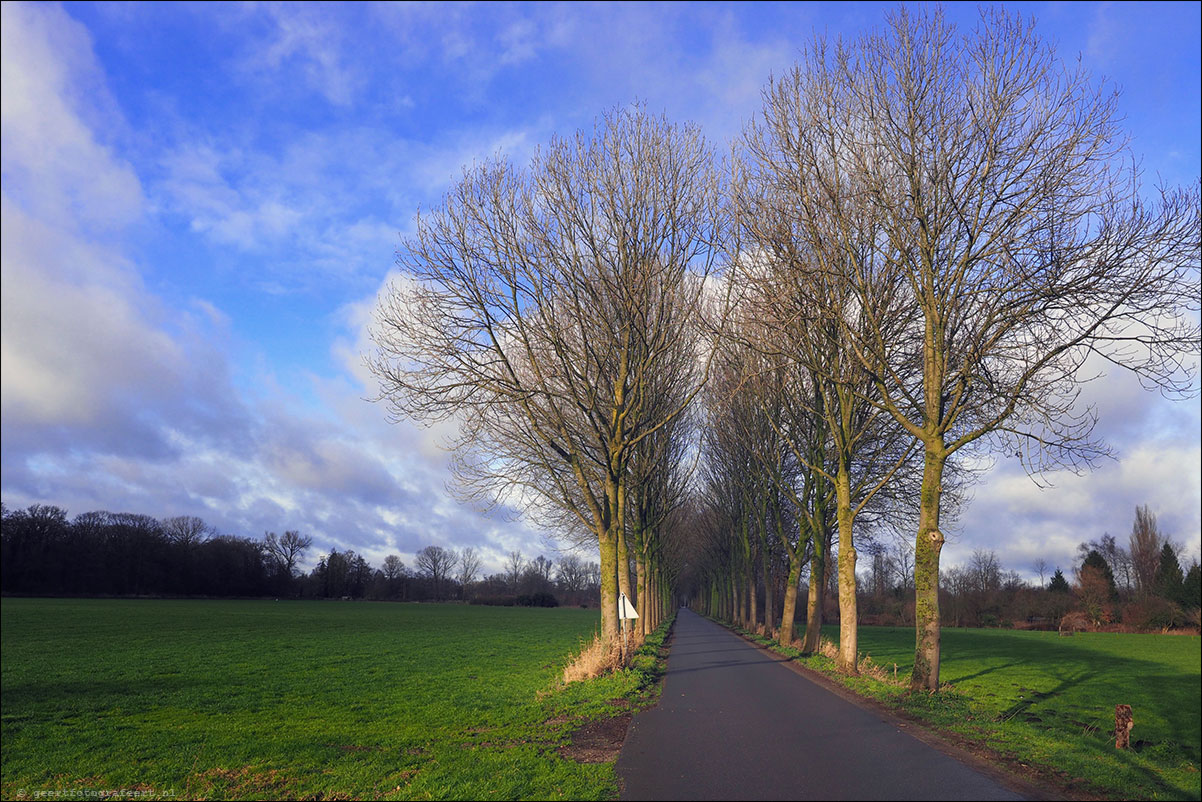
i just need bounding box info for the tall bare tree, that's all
[754,7,1199,689]
[263,530,313,578]
[163,516,213,548]
[555,554,589,601]
[382,554,407,598]
[456,546,483,598]
[371,106,726,649]
[415,545,456,600]
[505,550,525,591]
[703,326,824,647]
[1130,505,1167,597]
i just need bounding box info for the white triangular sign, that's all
[618,592,639,619]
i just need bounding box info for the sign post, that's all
[618,592,639,659]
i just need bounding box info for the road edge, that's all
[716,620,1102,802]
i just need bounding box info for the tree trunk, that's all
[734,570,742,624]
[599,526,620,649]
[617,521,633,607]
[649,556,658,631]
[748,540,759,633]
[635,553,647,637]
[599,474,622,652]
[836,468,859,674]
[761,506,776,638]
[779,551,802,647]
[911,446,946,691]
[802,524,826,654]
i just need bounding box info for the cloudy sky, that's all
[2,1,1199,579]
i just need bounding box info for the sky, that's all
[2,1,1199,580]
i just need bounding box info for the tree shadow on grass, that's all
[844,627,1200,799]
[2,675,211,718]
[935,630,1199,800]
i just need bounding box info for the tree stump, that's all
[1115,704,1134,749]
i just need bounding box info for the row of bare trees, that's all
[370,105,717,643]
[304,545,601,605]
[370,6,1198,688]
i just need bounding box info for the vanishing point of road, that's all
[616,609,1035,801]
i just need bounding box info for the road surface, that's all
[616,609,1031,801]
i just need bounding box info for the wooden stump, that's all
[1115,704,1134,749]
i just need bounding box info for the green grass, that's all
[1,598,667,801]
[742,623,1201,800]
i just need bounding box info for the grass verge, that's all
[1,598,673,801]
[722,620,1200,801]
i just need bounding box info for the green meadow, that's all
[1,598,654,801]
[788,625,1201,801]
[7,599,1198,801]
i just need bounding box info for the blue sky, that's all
[2,1,1199,578]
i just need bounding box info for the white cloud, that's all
[241,3,361,106]
[2,200,178,428]
[946,426,1202,577]
[1,2,242,459]
[154,124,544,294]
[0,2,141,229]
[0,2,558,573]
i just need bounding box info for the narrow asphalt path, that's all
[616,609,1030,801]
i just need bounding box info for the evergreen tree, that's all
[1155,543,1186,606]
[1183,561,1201,610]
[1048,568,1071,594]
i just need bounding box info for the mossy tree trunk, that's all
[911,445,946,690]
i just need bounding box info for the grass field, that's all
[1,598,656,801]
[770,624,1201,801]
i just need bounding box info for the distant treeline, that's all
[0,502,601,605]
[852,510,1201,632]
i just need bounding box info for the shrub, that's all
[1123,597,1186,631]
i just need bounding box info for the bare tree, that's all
[530,554,554,584]
[505,550,525,591]
[756,8,1199,689]
[732,118,926,671]
[968,550,1002,596]
[382,554,407,598]
[456,547,483,599]
[1130,505,1167,597]
[627,402,694,636]
[555,554,589,601]
[702,329,824,647]
[370,105,726,649]
[382,554,406,582]
[263,530,313,578]
[889,538,915,595]
[415,545,456,600]
[162,516,212,548]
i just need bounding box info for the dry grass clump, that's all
[857,653,906,686]
[818,637,839,660]
[562,634,622,684]
[817,637,904,685]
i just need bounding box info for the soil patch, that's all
[564,616,676,765]
[559,714,633,763]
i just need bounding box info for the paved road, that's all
[616,609,1030,801]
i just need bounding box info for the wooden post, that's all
[1115,704,1134,749]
